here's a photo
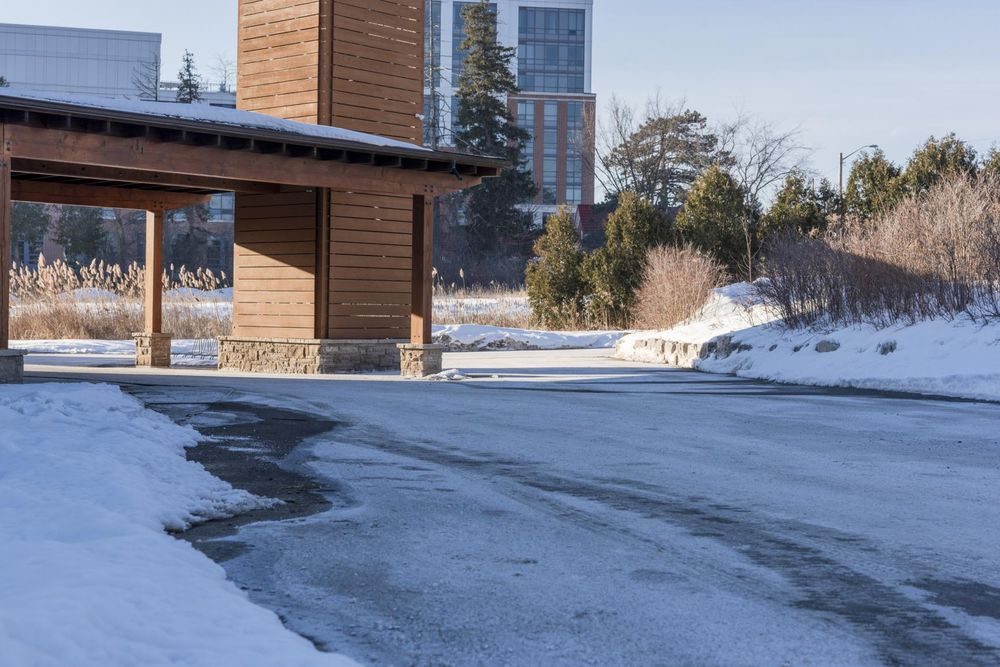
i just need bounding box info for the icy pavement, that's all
[24,349,1000,666]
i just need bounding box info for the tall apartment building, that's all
[424,0,596,224]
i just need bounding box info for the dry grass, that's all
[632,246,728,330]
[10,258,232,340]
[760,175,1000,327]
[432,278,533,329]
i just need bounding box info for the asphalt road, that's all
[29,350,1000,666]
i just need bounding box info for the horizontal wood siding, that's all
[331,0,423,144]
[234,190,318,338]
[238,0,321,123]
[328,190,412,339]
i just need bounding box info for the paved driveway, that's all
[27,350,1000,666]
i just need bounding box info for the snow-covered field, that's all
[0,383,354,667]
[617,283,1000,402]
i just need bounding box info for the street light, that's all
[839,144,879,199]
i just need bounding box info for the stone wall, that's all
[218,337,402,374]
[0,350,26,384]
[397,344,444,378]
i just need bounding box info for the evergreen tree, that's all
[675,166,749,277]
[0,76,8,87]
[584,192,674,327]
[54,206,107,264]
[845,149,904,221]
[902,133,977,196]
[11,203,50,264]
[175,51,203,104]
[760,171,829,238]
[454,1,537,258]
[982,148,1000,178]
[525,208,586,328]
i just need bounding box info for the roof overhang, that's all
[0,90,505,207]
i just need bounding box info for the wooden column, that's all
[144,210,164,333]
[410,194,434,345]
[0,123,10,349]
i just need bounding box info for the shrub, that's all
[759,175,1000,327]
[633,246,726,330]
[584,192,673,328]
[525,207,586,329]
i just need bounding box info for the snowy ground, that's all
[617,283,1000,402]
[0,383,354,666]
[23,351,1000,665]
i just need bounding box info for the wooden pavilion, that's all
[0,88,502,382]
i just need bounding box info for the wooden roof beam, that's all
[11,179,212,210]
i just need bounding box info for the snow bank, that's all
[434,323,625,351]
[617,283,1000,402]
[0,384,354,666]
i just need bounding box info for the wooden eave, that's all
[0,94,505,202]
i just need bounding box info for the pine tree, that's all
[526,208,586,328]
[0,75,8,87]
[175,51,203,104]
[454,1,537,259]
[54,207,107,264]
[982,148,1000,178]
[675,166,749,277]
[845,149,903,221]
[584,192,674,328]
[760,171,829,238]
[902,134,978,196]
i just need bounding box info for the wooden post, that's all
[0,123,11,350]
[410,194,434,345]
[144,210,164,334]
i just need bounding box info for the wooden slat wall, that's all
[238,0,322,123]
[331,0,423,143]
[235,0,425,342]
[328,190,412,339]
[327,0,422,340]
[233,189,318,338]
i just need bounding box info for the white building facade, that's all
[0,23,161,98]
[425,0,596,223]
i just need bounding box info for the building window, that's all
[565,101,585,204]
[516,100,535,173]
[542,101,559,204]
[423,0,443,146]
[518,8,586,93]
[208,193,235,223]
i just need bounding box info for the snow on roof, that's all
[0,86,431,153]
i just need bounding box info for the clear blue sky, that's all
[5,0,1000,184]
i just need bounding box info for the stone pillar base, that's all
[218,337,402,374]
[0,349,27,384]
[398,343,444,378]
[133,333,172,368]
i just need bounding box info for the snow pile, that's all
[434,324,626,351]
[0,384,354,667]
[617,283,1000,402]
[426,368,468,382]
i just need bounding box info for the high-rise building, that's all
[425,0,596,225]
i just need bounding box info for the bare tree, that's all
[716,113,811,280]
[211,54,236,93]
[132,55,161,101]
